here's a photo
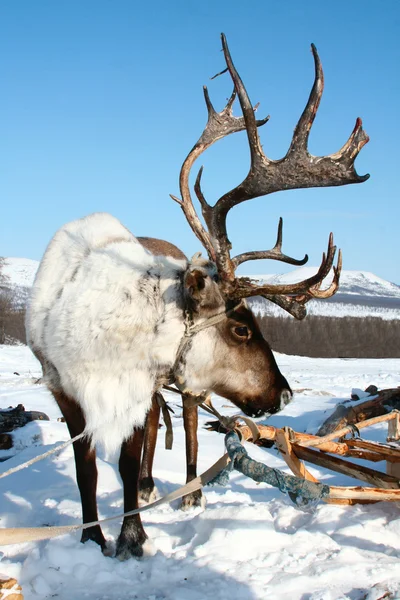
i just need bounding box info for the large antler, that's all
[170,86,270,262]
[171,34,369,319]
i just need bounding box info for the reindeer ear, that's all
[184,266,224,314]
[184,269,206,301]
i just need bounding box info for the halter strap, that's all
[169,301,243,388]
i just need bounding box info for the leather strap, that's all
[155,391,174,450]
[0,453,230,546]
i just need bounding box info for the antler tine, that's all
[306,248,343,299]
[170,153,215,260]
[170,76,269,263]
[287,45,370,179]
[194,166,210,217]
[231,232,339,300]
[310,232,337,286]
[288,43,323,156]
[253,243,342,320]
[330,117,369,173]
[274,216,284,251]
[261,294,307,320]
[220,33,265,166]
[226,88,236,111]
[231,218,308,270]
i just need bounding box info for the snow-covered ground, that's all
[1,346,400,600]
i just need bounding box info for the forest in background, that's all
[257,313,400,359]
[1,258,399,357]
[0,258,27,345]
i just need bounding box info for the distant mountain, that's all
[252,267,400,299]
[1,258,39,309]
[2,257,39,289]
[249,267,400,319]
[1,257,399,319]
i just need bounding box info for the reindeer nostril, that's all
[280,389,292,410]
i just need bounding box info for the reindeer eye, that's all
[212,273,219,283]
[233,326,249,339]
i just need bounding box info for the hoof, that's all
[138,477,157,505]
[138,486,157,506]
[180,489,205,511]
[116,535,154,561]
[115,542,144,561]
[115,518,149,561]
[81,525,107,550]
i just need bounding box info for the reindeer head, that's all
[169,34,369,418]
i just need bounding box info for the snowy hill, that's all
[1,257,39,289]
[249,267,400,320]
[2,257,400,319]
[1,258,39,310]
[252,267,400,299]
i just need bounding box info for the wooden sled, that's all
[210,410,400,505]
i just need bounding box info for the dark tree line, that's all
[257,314,400,358]
[0,258,27,345]
[0,255,398,356]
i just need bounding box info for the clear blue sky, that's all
[1,1,399,283]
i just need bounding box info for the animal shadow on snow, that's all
[151,479,286,552]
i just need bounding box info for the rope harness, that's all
[155,301,244,448]
[170,303,242,389]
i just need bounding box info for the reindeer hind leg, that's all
[52,390,106,550]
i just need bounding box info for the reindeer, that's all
[26,34,368,560]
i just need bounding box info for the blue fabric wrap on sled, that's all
[208,430,330,509]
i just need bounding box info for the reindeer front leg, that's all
[139,393,204,511]
[180,398,204,510]
[139,395,161,503]
[116,427,147,559]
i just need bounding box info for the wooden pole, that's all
[346,439,400,462]
[237,424,352,455]
[275,429,319,482]
[297,412,398,448]
[329,486,400,502]
[294,445,400,489]
[386,412,400,481]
